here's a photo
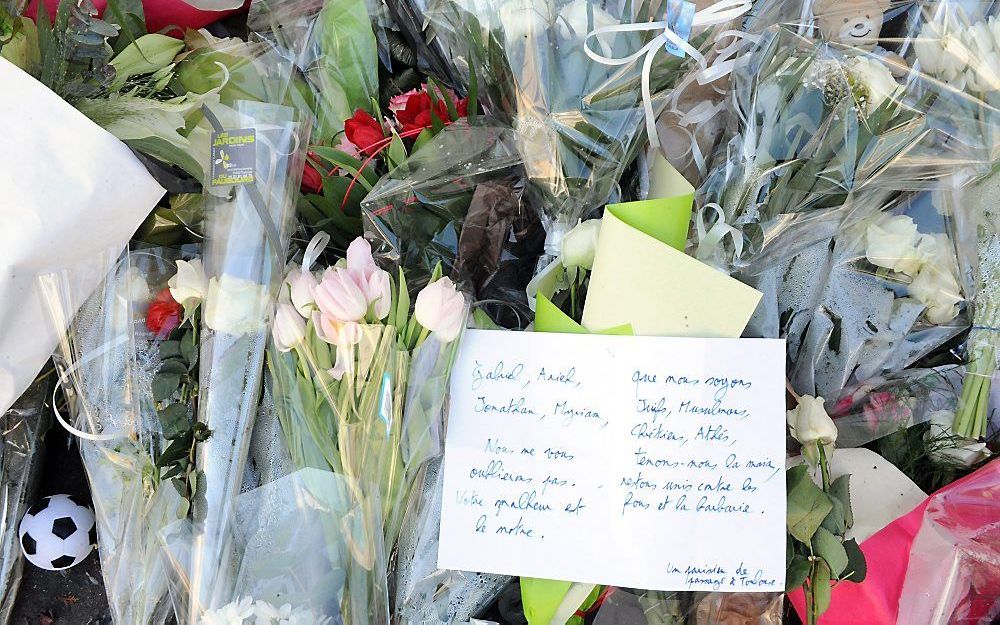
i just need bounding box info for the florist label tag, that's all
[663,0,696,58]
[439,330,787,592]
[210,129,256,186]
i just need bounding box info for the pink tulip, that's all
[314,266,368,322]
[414,277,466,342]
[313,312,361,346]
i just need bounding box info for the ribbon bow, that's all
[583,0,753,150]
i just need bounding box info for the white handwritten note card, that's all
[438,330,787,592]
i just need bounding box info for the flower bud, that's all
[204,275,267,335]
[272,303,306,352]
[285,266,318,317]
[414,277,466,343]
[787,395,838,463]
[367,269,392,320]
[561,219,602,270]
[110,34,184,91]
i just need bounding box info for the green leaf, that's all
[176,497,190,519]
[812,526,849,578]
[386,131,407,169]
[152,372,181,401]
[157,403,189,439]
[842,538,867,583]
[180,329,198,370]
[159,360,188,376]
[467,60,478,125]
[830,474,853,528]
[315,0,378,112]
[786,465,834,543]
[157,433,192,468]
[786,554,811,592]
[104,0,146,55]
[411,127,433,153]
[820,493,846,535]
[811,560,833,617]
[159,340,181,360]
[395,267,410,330]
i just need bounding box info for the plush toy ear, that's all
[811,0,838,17]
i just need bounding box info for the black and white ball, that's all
[18,495,96,571]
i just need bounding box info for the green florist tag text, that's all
[210,129,256,186]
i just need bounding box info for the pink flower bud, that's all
[368,269,392,320]
[314,266,368,322]
[313,312,361,346]
[414,277,466,343]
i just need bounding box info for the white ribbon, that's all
[53,335,130,442]
[695,202,744,269]
[583,0,753,151]
[302,231,330,272]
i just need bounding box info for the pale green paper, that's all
[582,154,762,337]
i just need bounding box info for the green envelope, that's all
[524,155,703,623]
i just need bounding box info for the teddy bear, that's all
[813,0,909,76]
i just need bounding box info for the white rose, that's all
[849,57,900,110]
[914,21,970,84]
[787,395,838,463]
[561,219,602,270]
[272,303,306,352]
[204,275,269,335]
[925,410,991,466]
[968,21,995,55]
[168,259,208,307]
[119,266,151,304]
[908,263,963,324]
[865,215,925,276]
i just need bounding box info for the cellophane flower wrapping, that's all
[37,248,195,625]
[362,120,540,326]
[896,459,1000,624]
[175,97,308,622]
[0,379,49,623]
[695,4,1000,419]
[412,0,744,268]
[163,468,359,625]
[268,251,471,623]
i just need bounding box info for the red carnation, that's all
[394,91,451,134]
[344,109,386,156]
[301,161,323,194]
[147,288,182,336]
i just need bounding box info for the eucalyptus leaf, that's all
[812,526,848,578]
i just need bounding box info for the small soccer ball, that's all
[18,495,96,571]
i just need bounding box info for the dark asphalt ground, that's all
[9,426,110,625]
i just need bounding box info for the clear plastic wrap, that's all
[266,235,470,624]
[37,247,196,625]
[161,468,361,625]
[693,4,1000,411]
[174,98,308,623]
[0,378,49,625]
[362,120,542,328]
[895,457,1000,624]
[412,0,751,269]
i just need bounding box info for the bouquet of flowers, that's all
[38,249,204,625]
[267,233,468,622]
[411,0,752,270]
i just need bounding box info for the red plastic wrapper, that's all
[789,459,1000,624]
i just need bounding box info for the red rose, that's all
[344,109,385,156]
[394,92,451,133]
[456,97,469,117]
[301,160,323,194]
[147,288,182,336]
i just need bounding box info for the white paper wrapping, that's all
[0,57,165,415]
